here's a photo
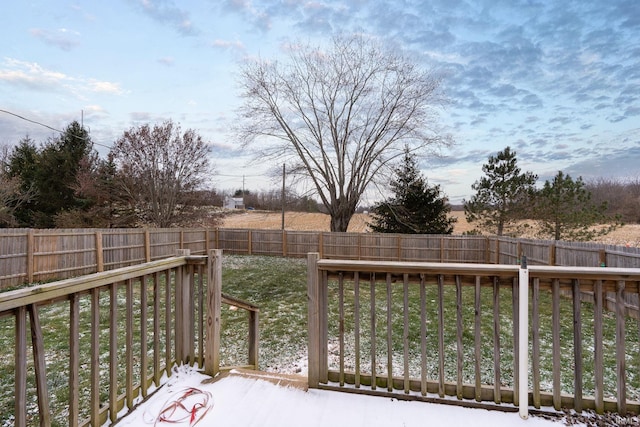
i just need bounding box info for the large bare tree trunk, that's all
[329,210,354,232]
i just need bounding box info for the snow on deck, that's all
[115,366,565,427]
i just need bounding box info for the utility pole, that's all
[242,175,245,209]
[281,163,286,230]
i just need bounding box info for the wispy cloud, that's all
[210,39,245,52]
[29,28,80,51]
[0,58,125,96]
[88,80,125,94]
[0,58,67,89]
[221,0,272,32]
[132,0,199,36]
[157,57,175,66]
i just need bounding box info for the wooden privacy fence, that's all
[2,228,640,290]
[0,249,257,427]
[307,253,640,415]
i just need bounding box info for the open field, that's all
[221,211,473,233]
[221,210,640,247]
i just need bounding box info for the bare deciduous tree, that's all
[236,34,450,232]
[111,120,212,227]
[0,175,35,227]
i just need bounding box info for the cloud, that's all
[0,58,68,90]
[221,0,271,32]
[210,39,245,52]
[565,146,640,181]
[88,80,125,95]
[0,58,125,96]
[29,28,80,51]
[133,0,199,36]
[82,105,108,116]
[129,112,156,122]
[157,57,175,66]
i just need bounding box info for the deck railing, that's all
[307,253,640,415]
[0,249,257,427]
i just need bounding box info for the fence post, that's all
[485,237,491,264]
[307,252,321,388]
[95,231,104,272]
[27,230,35,284]
[205,249,223,376]
[247,230,252,255]
[144,229,151,262]
[549,242,556,266]
[518,256,529,419]
[282,230,287,257]
[599,249,607,267]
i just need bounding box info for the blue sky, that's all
[1,0,638,204]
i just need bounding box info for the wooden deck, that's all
[116,368,561,427]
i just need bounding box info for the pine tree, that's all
[6,122,94,227]
[532,171,621,241]
[464,146,537,236]
[369,149,456,234]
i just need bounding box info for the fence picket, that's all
[616,280,627,415]
[572,279,583,413]
[354,272,361,389]
[474,275,481,402]
[552,279,561,410]
[493,277,501,404]
[109,282,118,423]
[403,273,410,394]
[28,303,51,426]
[370,274,377,391]
[90,288,100,425]
[70,293,80,426]
[15,306,27,427]
[532,278,541,409]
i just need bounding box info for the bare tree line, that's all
[587,177,640,223]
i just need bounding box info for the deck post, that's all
[205,249,223,376]
[518,256,529,419]
[307,252,321,388]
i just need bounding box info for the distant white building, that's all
[224,197,245,210]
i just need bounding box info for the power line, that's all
[0,108,112,149]
[217,173,265,178]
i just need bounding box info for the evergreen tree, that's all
[369,149,455,234]
[6,122,95,227]
[5,137,40,226]
[464,146,537,236]
[532,171,621,241]
[54,153,136,227]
